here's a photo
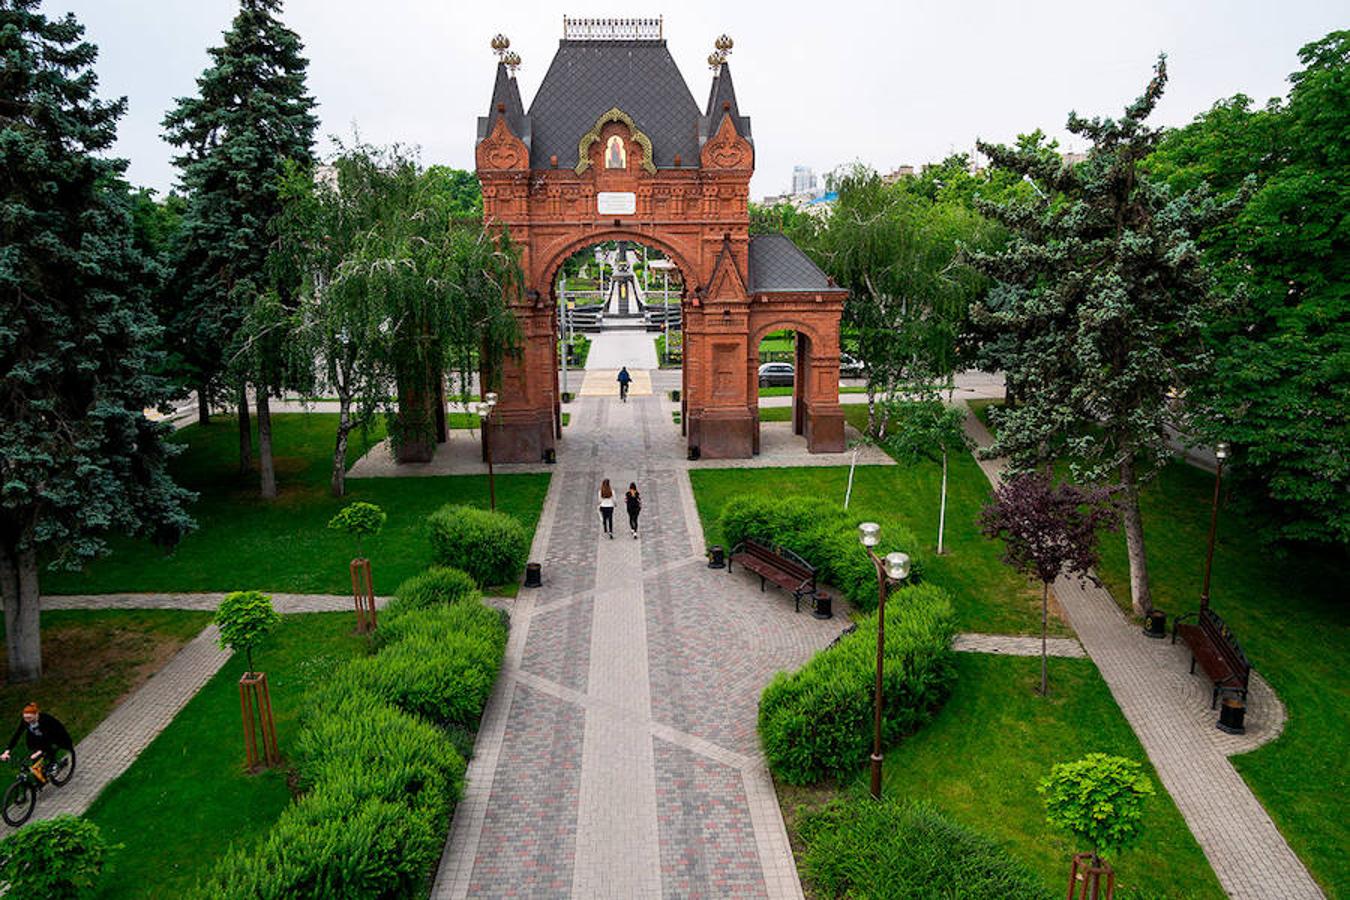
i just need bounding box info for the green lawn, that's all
[0,610,212,745]
[86,612,366,898]
[1096,463,1349,896]
[689,461,1060,636]
[866,653,1223,898]
[43,414,551,596]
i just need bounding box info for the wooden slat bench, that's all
[1172,607,1251,709]
[728,538,817,613]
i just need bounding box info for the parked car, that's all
[758,362,795,388]
[839,353,866,378]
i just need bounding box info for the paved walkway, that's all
[962,409,1320,900]
[433,393,851,899]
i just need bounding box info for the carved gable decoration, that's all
[576,108,657,175]
[476,115,529,171]
[700,113,752,171]
[706,238,748,301]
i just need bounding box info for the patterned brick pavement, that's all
[435,392,850,899]
[962,406,1322,900]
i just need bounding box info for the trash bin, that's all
[1143,610,1167,639]
[1217,697,1246,735]
[812,592,833,620]
[543,447,557,464]
[687,446,700,461]
[670,389,681,401]
[523,562,542,588]
[707,545,725,569]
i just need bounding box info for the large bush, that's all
[718,494,924,612]
[196,585,507,897]
[0,815,108,900]
[197,785,443,899]
[798,799,1044,899]
[352,624,506,728]
[759,583,956,784]
[393,566,479,610]
[427,505,528,587]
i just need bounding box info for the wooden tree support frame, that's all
[1067,852,1116,900]
[239,671,280,770]
[350,557,377,633]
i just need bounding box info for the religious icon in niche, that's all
[605,135,626,169]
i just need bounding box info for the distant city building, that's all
[882,165,916,184]
[791,165,816,194]
[1061,151,1088,166]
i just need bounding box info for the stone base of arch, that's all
[803,403,846,453]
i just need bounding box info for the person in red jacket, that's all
[2,702,73,784]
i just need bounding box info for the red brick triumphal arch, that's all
[473,18,846,461]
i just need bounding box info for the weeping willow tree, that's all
[274,142,518,492]
[806,165,997,433]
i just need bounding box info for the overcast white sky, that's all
[58,0,1349,200]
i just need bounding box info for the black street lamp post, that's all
[857,521,911,800]
[476,392,498,511]
[1200,442,1230,610]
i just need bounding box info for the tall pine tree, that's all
[163,0,316,497]
[0,1,194,681]
[968,58,1243,614]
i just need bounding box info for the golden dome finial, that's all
[707,51,726,71]
[491,34,510,59]
[715,34,734,54]
[504,50,522,73]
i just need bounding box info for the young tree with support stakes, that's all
[966,57,1245,614]
[980,472,1116,695]
[162,0,317,490]
[1041,753,1154,898]
[215,591,282,768]
[328,502,385,632]
[0,1,195,682]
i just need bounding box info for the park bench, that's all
[1172,606,1251,709]
[728,538,817,613]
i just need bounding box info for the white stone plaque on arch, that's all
[596,191,636,215]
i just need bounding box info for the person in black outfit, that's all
[617,367,632,401]
[2,702,73,783]
[625,482,642,539]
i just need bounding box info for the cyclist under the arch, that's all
[2,703,73,784]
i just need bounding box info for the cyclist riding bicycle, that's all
[2,703,73,784]
[617,366,632,401]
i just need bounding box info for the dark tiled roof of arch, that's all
[526,40,701,170]
[748,234,834,293]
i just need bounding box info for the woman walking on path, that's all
[625,482,642,539]
[598,479,616,539]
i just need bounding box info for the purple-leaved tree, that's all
[980,471,1117,694]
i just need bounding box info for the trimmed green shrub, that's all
[798,798,1044,899]
[352,627,505,728]
[393,566,479,610]
[378,598,506,650]
[195,786,443,899]
[294,689,466,816]
[759,583,957,784]
[0,814,109,899]
[717,494,924,612]
[427,504,528,587]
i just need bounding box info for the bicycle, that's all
[2,747,75,827]
[619,381,629,402]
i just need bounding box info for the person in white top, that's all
[598,479,616,539]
